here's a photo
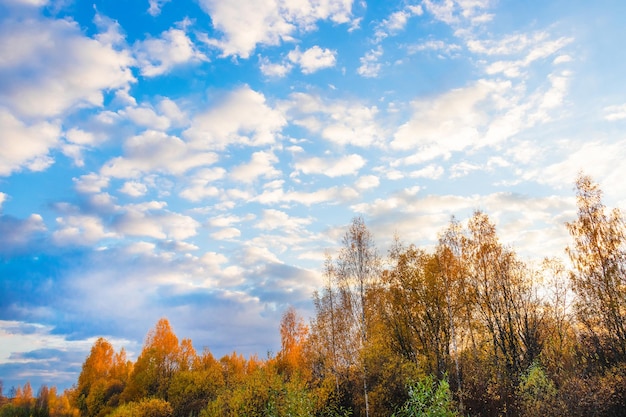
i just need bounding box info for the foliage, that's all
[392,376,460,417]
[516,362,565,417]
[566,173,626,361]
[108,398,172,417]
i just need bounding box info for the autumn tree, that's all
[566,174,626,361]
[383,246,451,377]
[277,306,309,379]
[122,318,184,403]
[75,338,130,417]
[462,211,544,413]
[336,216,380,417]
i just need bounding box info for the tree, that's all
[122,318,182,402]
[462,211,544,413]
[277,306,309,379]
[383,246,451,378]
[76,337,130,417]
[566,174,626,361]
[336,216,380,417]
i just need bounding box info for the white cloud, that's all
[254,185,359,206]
[0,213,47,249]
[65,128,97,146]
[197,0,354,58]
[53,215,116,246]
[230,151,281,183]
[450,161,480,178]
[470,32,573,78]
[208,214,250,228]
[122,106,172,130]
[408,39,461,56]
[113,203,200,240]
[392,80,503,156]
[0,192,6,210]
[158,98,188,126]
[357,46,383,78]
[374,5,423,42]
[101,130,218,178]
[134,27,206,77]
[355,175,380,190]
[254,209,311,232]
[604,104,626,121]
[293,154,365,177]
[0,16,134,118]
[287,45,337,74]
[287,92,385,147]
[422,0,493,27]
[148,0,170,16]
[184,86,286,150]
[259,56,293,77]
[409,164,444,179]
[74,173,110,194]
[179,168,226,201]
[211,227,241,240]
[0,109,61,176]
[119,181,148,197]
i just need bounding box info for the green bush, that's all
[392,376,460,417]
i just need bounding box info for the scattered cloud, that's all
[288,45,337,74]
[0,16,134,118]
[196,0,354,58]
[0,109,61,176]
[604,104,626,121]
[184,86,286,150]
[134,26,206,77]
[357,46,383,78]
[293,154,366,177]
[147,0,171,16]
[230,151,281,183]
[101,130,218,178]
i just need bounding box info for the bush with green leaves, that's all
[392,375,459,417]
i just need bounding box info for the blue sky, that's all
[1,0,626,391]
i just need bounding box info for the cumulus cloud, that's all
[0,109,61,176]
[355,175,380,190]
[101,130,218,178]
[119,181,148,197]
[0,214,46,254]
[604,104,626,121]
[254,185,359,206]
[52,215,116,246]
[73,173,110,194]
[0,16,134,118]
[357,46,383,78]
[254,209,311,232]
[293,154,366,177]
[197,0,354,58]
[287,93,385,147]
[374,5,423,42]
[184,86,286,150]
[211,227,241,240]
[422,0,493,27]
[392,80,502,156]
[179,168,226,201]
[230,151,281,183]
[287,45,337,73]
[134,26,206,77]
[148,0,171,16]
[259,56,293,77]
[112,202,200,240]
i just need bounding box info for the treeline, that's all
[3,174,626,417]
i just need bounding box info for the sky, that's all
[1,0,626,392]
